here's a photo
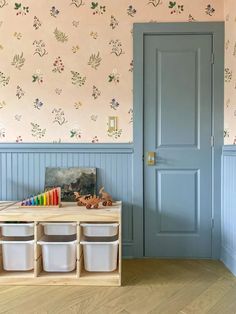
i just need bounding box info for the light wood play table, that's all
[0,201,122,286]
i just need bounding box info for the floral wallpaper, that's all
[224,0,236,144]
[0,0,223,143]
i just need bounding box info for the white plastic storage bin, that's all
[80,223,119,237]
[42,222,77,236]
[38,236,77,272]
[0,237,34,271]
[81,238,119,272]
[0,222,34,237]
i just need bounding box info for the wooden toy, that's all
[74,192,101,209]
[20,187,61,207]
[74,192,92,206]
[99,187,113,206]
[83,195,101,209]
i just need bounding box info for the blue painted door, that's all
[144,34,213,257]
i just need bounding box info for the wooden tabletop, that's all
[0,201,121,222]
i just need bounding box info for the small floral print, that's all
[31,122,46,139]
[0,127,6,139]
[50,6,59,17]
[71,0,84,7]
[205,4,215,16]
[52,56,65,73]
[226,99,230,108]
[33,40,48,57]
[0,0,7,8]
[224,129,229,138]
[14,3,29,15]
[225,40,230,50]
[52,138,62,144]
[72,20,80,27]
[52,108,67,125]
[11,52,25,70]
[55,88,62,95]
[33,16,41,30]
[0,100,6,109]
[233,43,236,57]
[14,2,28,14]
[107,128,122,139]
[108,69,120,84]
[16,135,22,143]
[34,98,43,110]
[16,85,25,99]
[54,28,68,43]
[72,45,80,53]
[13,32,22,40]
[0,71,10,87]
[71,71,86,86]
[74,101,82,109]
[110,98,119,110]
[90,31,98,39]
[88,52,102,70]
[92,136,99,143]
[109,40,124,56]
[188,14,196,22]
[91,115,98,121]
[91,2,106,15]
[127,5,136,17]
[148,0,162,7]
[168,1,184,14]
[225,68,232,83]
[70,128,82,139]
[15,114,22,121]
[128,108,133,123]
[0,44,3,50]
[233,137,236,145]
[129,60,134,72]
[110,15,118,29]
[92,85,101,99]
[32,70,43,84]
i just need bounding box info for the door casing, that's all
[133,22,224,258]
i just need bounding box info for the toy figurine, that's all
[99,187,113,206]
[74,192,101,209]
[74,192,91,206]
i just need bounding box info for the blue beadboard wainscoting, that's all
[0,143,137,258]
[222,146,236,275]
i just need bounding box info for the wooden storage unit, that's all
[0,201,122,286]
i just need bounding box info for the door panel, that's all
[157,170,199,233]
[157,50,199,147]
[144,34,212,258]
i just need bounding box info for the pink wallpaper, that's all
[224,0,236,144]
[0,0,224,143]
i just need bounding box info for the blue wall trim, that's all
[0,143,133,153]
[221,145,236,276]
[0,143,136,258]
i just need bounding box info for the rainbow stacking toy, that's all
[21,187,61,207]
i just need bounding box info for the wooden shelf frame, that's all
[0,202,122,286]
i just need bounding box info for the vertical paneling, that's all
[221,146,236,276]
[0,144,134,257]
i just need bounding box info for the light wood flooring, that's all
[0,259,235,314]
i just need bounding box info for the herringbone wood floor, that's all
[0,259,235,314]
